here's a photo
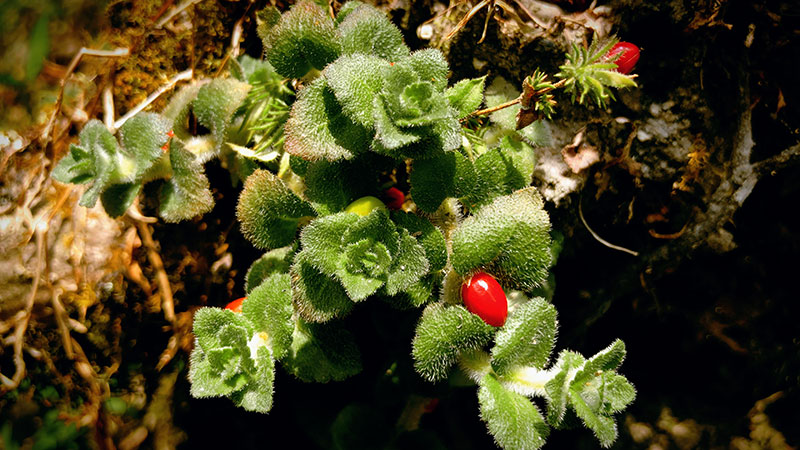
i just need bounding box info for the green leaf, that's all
[336,239,391,300]
[162,82,203,141]
[284,77,371,161]
[283,319,362,382]
[568,389,617,447]
[572,340,626,386]
[245,246,295,294]
[100,183,141,218]
[262,0,340,79]
[193,78,251,154]
[299,212,360,276]
[291,251,355,322]
[405,49,449,91]
[544,350,585,427]
[372,98,424,150]
[484,76,553,147]
[236,169,316,249]
[384,228,429,296]
[451,188,552,290]
[491,298,557,375]
[462,136,536,210]
[324,53,389,127]
[411,304,495,382]
[231,346,275,413]
[242,273,294,360]
[51,144,95,185]
[118,112,172,177]
[334,1,364,25]
[598,373,636,414]
[478,374,550,450]
[446,76,486,118]
[337,3,410,61]
[391,212,447,272]
[158,142,214,222]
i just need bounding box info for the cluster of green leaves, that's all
[412,296,635,449]
[181,1,638,447]
[556,36,637,108]
[51,56,292,222]
[259,0,484,162]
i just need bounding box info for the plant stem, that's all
[465,78,568,119]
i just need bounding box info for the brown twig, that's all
[136,221,176,323]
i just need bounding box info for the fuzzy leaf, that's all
[451,188,552,290]
[446,76,486,118]
[568,389,617,447]
[324,53,389,127]
[245,246,295,294]
[242,273,294,360]
[158,142,214,222]
[372,99,424,150]
[484,76,553,147]
[100,183,141,218]
[384,228,429,296]
[231,346,275,413]
[283,319,362,382]
[411,304,495,382]
[336,239,391,300]
[299,212,360,275]
[118,112,172,176]
[336,3,409,61]
[392,212,447,272]
[572,340,626,386]
[51,144,94,185]
[72,121,129,208]
[193,78,251,154]
[478,373,550,450]
[284,77,371,161]
[237,169,316,249]
[334,1,364,25]
[491,298,557,375]
[162,82,203,141]
[598,373,636,414]
[291,251,355,322]
[405,49,449,91]
[262,0,340,79]
[463,136,536,210]
[544,350,585,426]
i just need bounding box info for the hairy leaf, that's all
[299,212,360,276]
[478,374,550,450]
[337,3,409,61]
[491,298,557,375]
[384,228,429,296]
[158,141,214,222]
[193,78,251,154]
[237,169,316,249]
[568,389,617,447]
[242,273,294,360]
[118,112,172,177]
[544,350,585,426]
[231,346,275,413]
[451,188,552,290]
[392,212,447,272]
[446,76,486,118]
[100,183,141,218]
[292,251,355,322]
[245,246,295,294]
[284,77,371,161]
[262,1,340,79]
[411,304,495,382]
[324,53,389,127]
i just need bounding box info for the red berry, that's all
[225,297,246,313]
[605,42,640,75]
[383,187,405,210]
[461,272,508,327]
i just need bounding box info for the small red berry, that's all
[225,297,246,313]
[605,42,640,75]
[461,272,508,327]
[383,187,405,210]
